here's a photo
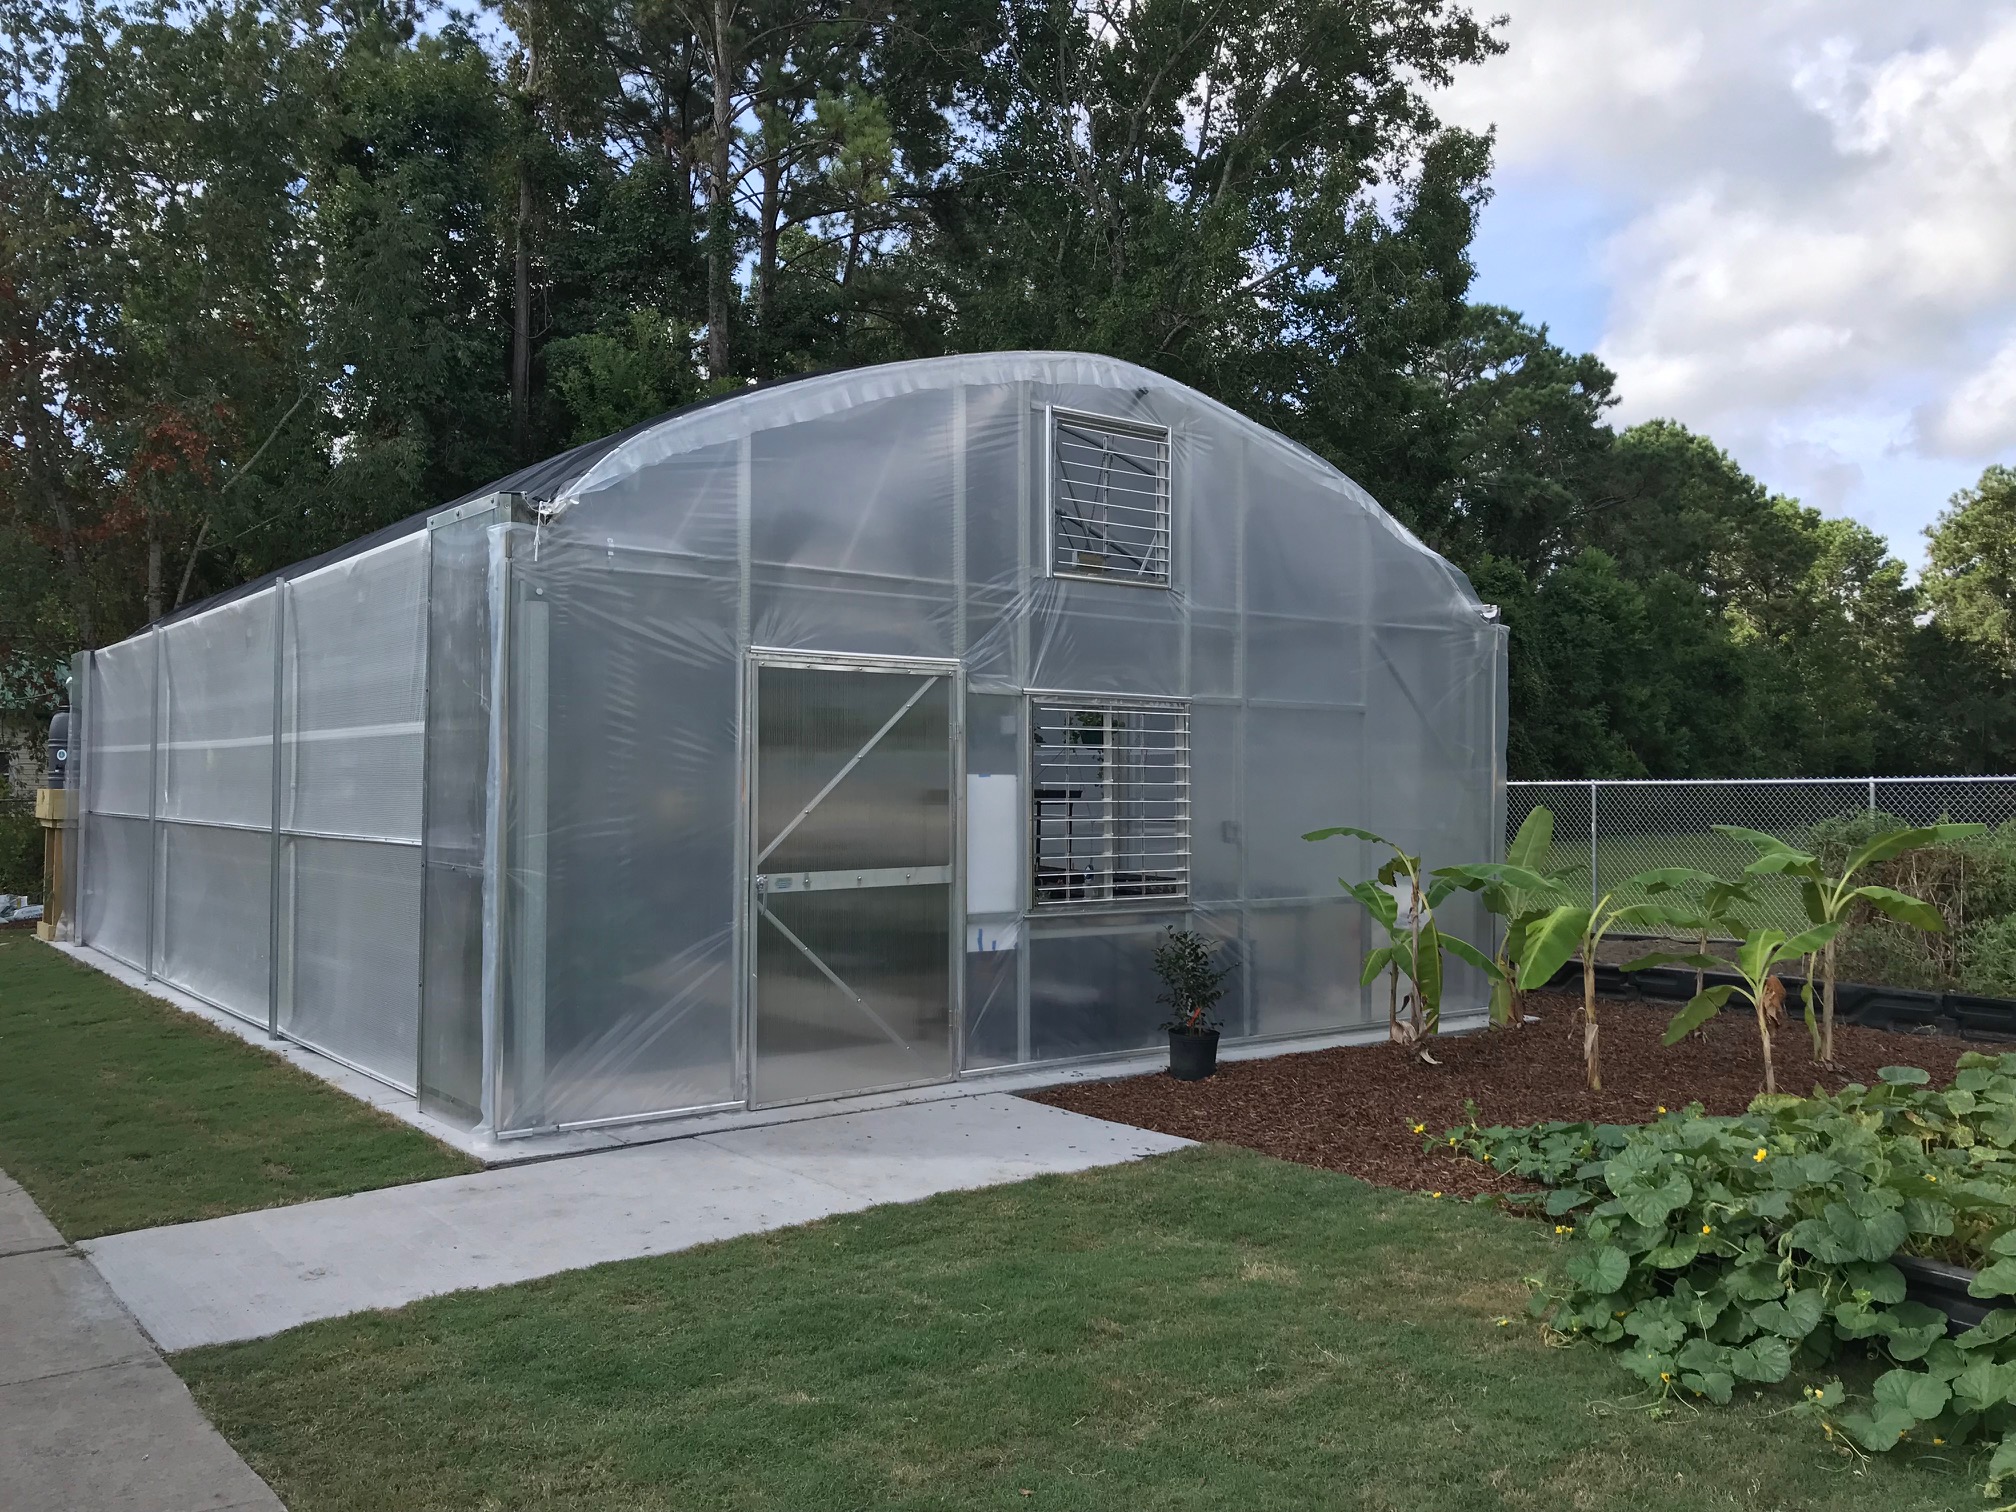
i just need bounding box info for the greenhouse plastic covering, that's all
[69,352,1506,1136]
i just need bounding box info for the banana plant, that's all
[1514,878,1691,1092]
[1629,920,1843,1096]
[1304,826,1501,1044]
[1435,805,1579,1028]
[1632,868,1759,1000]
[1714,823,1983,1065]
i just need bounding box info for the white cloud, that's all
[1438,1,2016,560]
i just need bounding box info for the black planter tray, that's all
[1895,1255,2009,1334]
[1536,954,2016,1042]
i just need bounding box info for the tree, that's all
[1925,466,2016,669]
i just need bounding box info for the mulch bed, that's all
[1026,993,2004,1198]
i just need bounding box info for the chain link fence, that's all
[1506,778,2016,941]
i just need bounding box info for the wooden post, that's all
[34,787,69,941]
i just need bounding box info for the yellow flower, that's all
[1554,1224,1575,1236]
[1412,1123,1426,1134]
[1934,1436,1947,1446]
[1926,1174,1938,1184]
[1449,1136,1459,1147]
[1657,1105,1668,1115]
[1660,1371,1672,1382]
[1431,1191,1443,1199]
[1753,1148,1769,1162]
[1494,1316,1513,1327]
[1701,1224,1713,1235]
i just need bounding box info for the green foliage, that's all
[1445,1058,2016,1493]
[1436,805,1578,1025]
[1151,928,1230,1034]
[0,804,39,897]
[1718,822,1983,1062]
[1808,812,2016,995]
[1506,872,1691,1090]
[1305,825,1500,1040]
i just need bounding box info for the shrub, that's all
[0,801,39,899]
[1809,811,2016,993]
[1442,1058,2016,1490]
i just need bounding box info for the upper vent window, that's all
[1049,410,1172,586]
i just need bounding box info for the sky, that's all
[1435,0,2016,568]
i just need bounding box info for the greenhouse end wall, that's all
[69,352,1506,1138]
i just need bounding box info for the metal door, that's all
[749,658,956,1106]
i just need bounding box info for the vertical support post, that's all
[144,628,162,981]
[66,650,92,946]
[510,591,550,1127]
[950,386,969,1074]
[1869,776,1878,816]
[1589,779,1600,910]
[477,519,517,1135]
[1013,385,1033,1064]
[266,580,289,1038]
[732,433,753,1104]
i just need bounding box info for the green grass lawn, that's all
[0,935,476,1238]
[177,1146,1973,1512]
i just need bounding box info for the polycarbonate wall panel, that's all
[1247,900,1370,1036]
[159,594,276,828]
[278,836,421,1090]
[81,813,151,969]
[283,535,426,841]
[418,508,497,1126]
[157,822,270,1017]
[497,546,741,1132]
[1027,922,1167,1060]
[90,635,156,818]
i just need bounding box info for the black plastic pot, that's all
[1895,1255,2005,1334]
[1168,1028,1220,1081]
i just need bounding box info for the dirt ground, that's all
[1026,992,1998,1197]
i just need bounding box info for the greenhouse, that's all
[64,352,1507,1138]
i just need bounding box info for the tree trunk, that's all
[512,159,533,463]
[754,147,780,378]
[705,0,736,381]
[1695,927,1708,998]
[1582,954,1601,1092]
[1387,961,1400,1043]
[145,502,163,624]
[21,372,93,644]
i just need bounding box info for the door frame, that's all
[741,647,965,1109]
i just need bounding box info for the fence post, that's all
[1590,779,1600,909]
[1869,777,1877,816]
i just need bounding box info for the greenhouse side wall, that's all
[487,357,1503,1135]
[74,534,434,1096]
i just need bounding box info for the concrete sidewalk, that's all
[86,1093,1189,1352]
[0,1172,283,1512]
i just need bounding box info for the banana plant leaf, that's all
[1664,985,1737,1044]
[1518,905,1591,990]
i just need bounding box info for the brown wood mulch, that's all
[1025,993,2004,1198]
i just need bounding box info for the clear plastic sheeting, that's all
[74,352,1505,1136]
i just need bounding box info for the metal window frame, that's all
[1044,405,1173,589]
[1026,691,1191,914]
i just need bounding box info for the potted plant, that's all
[1155,927,1231,1080]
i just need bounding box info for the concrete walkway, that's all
[0,1172,283,1512]
[86,1093,1189,1352]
